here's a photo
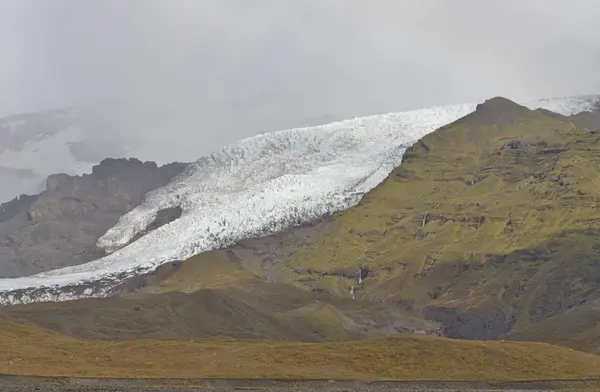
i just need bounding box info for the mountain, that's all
[0,95,599,337]
[1,95,599,306]
[0,158,188,278]
[280,97,600,350]
[0,95,600,382]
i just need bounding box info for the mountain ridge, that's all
[0,157,188,278]
[1,94,599,305]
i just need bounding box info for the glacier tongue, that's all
[0,95,599,303]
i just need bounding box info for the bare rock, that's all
[0,158,188,277]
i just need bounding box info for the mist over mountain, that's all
[3,1,600,180]
[0,109,127,202]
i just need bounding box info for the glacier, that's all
[0,94,599,304]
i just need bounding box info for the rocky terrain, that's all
[0,158,187,277]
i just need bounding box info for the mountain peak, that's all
[477,96,524,109]
[468,96,532,127]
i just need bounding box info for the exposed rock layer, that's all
[0,158,187,278]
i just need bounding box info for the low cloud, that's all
[1,0,599,162]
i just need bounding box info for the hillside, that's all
[282,97,600,346]
[0,250,432,342]
[2,95,599,305]
[0,318,599,381]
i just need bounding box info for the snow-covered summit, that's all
[1,95,599,304]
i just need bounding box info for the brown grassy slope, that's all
[284,97,600,343]
[0,251,432,342]
[0,319,599,381]
[0,253,322,340]
[0,287,322,341]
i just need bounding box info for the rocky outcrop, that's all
[0,158,188,278]
[0,194,37,223]
[422,305,514,340]
[126,206,183,246]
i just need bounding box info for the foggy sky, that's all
[1,0,600,162]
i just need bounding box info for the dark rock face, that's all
[108,260,184,296]
[501,139,525,150]
[0,194,37,223]
[422,305,513,340]
[0,158,188,278]
[127,206,183,246]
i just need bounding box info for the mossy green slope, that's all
[286,97,600,344]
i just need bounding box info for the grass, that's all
[0,319,599,381]
[278,101,600,346]
[281,302,361,341]
[1,274,436,343]
[152,250,257,293]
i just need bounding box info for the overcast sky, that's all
[1,0,600,161]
